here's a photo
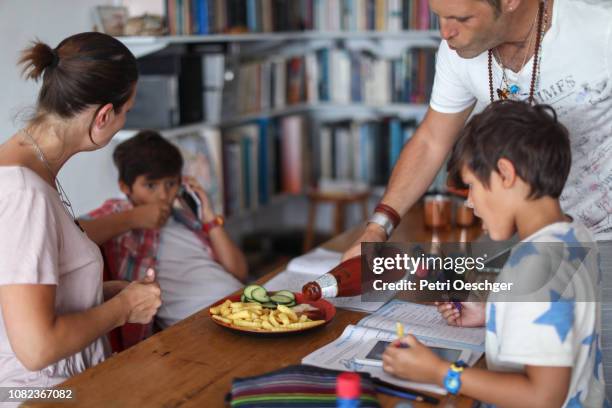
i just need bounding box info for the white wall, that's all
[0,0,165,215]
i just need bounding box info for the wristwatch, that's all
[443,360,467,395]
[202,215,224,233]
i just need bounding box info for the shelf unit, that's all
[116,29,441,235]
[117,102,429,141]
[118,30,441,57]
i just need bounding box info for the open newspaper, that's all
[264,248,394,312]
[302,300,485,395]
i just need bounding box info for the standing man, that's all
[344,0,612,396]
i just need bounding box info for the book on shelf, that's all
[172,127,225,214]
[222,117,296,217]
[280,115,310,194]
[313,117,418,187]
[226,46,436,119]
[164,0,439,35]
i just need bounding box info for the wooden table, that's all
[27,204,483,408]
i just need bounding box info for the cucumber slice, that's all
[274,290,295,301]
[261,302,277,309]
[240,294,247,302]
[270,294,292,304]
[251,287,270,303]
[286,301,297,307]
[244,284,264,299]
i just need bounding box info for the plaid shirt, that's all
[85,199,216,348]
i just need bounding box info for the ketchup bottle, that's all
[302,256,362,300]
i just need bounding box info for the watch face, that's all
[449,378,458,388]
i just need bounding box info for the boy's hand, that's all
[382,335,448,384]
[130,202,171,230]
[182,176,215,222]
[117,269,162,325]
[436,301,486,327]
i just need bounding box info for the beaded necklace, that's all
[488,0,548,104]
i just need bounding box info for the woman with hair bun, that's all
[0,32,161,389]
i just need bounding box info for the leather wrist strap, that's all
[374,203,401,228]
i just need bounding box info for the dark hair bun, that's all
[19,40,56,81]
[17,32,137,119]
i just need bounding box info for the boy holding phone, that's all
[80,131,247,347]
[382,101,605,407]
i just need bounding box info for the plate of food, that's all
[209,285,335,335]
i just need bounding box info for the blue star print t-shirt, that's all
[486,221,605,407]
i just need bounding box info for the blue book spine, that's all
[389,118,402,167]
[350,52,362,102]
[197,0,209,34]
[359,123,370,182]
[247,0,257,32]
[257,118,270,205]
[317,49,330,102]
[176,0,184,35]
[241,137,252,209]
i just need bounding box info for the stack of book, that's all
[165,0,439,35]
[229,47,436,117]
[314,118,417,187]
[221,115,424,217]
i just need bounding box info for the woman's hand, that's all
[130,202,171,230]
[117,268,162,325]
[436,301,486,327]
[182,176,215,222]
[382,335,448,384]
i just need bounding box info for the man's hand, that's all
[341,223,387,261]
[130,202,171,230]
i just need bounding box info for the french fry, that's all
[286,320,325,329]
[277,305,298,322]
[209,306,220,315]
[243,303,263,310]
[268,312,280,327]
[234,319,262,329]
[212,315,232,324]
[278,313,290,326]
[228,310,250,320]
[299,314,308,322]
[262,320,274,330]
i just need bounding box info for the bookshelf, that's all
[120,30,440,57]
[117,0,443,239]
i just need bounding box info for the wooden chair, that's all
[303,189,370,252]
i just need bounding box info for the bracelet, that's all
[374,203,401,227]
[202,215,224,233]
[443,360,467,395]
[367,212,395,239]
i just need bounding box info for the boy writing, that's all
[80,131,247,347]
[382,101,605,407]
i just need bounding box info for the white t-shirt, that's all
[155,217,242,328]
[0,167,109,388]
[430,0,612,240]
[486,221,605,407]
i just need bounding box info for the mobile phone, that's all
[175,184,202,220]
[354,340,463,367]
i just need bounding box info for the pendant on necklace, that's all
[497,88,510,100]
[509,84,520,95]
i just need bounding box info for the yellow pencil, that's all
[396,322,404,339]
